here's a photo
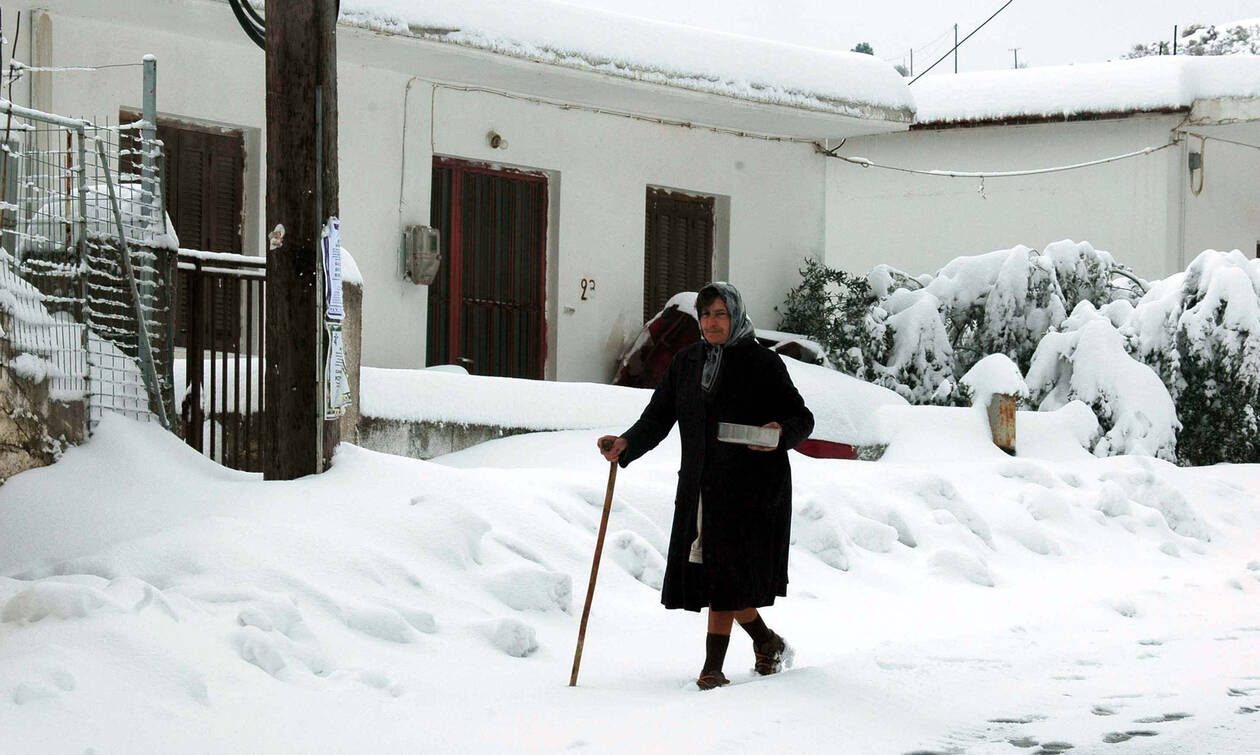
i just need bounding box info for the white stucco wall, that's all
[1180,120,1260,265]
[21,1,826,383]
[428,88,823,382]
[825,115,1187,279]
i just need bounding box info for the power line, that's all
[815,141,1176,178]
[910,0,1018,85]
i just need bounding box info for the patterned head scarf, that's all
[696,281,755,394]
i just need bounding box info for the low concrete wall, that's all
[1,366,85,483]
[356,415,536,460]
[338,281,363,445]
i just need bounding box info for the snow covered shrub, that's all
[926,246,1067,382]
[1045,239,1143,313]
[1027,302,1179,461]
[1128,250,1260,465]
[776,257,888,378]
[878,291,955,403]
[779,241,1139,406]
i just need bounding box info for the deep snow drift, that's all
[2,411,1259,753]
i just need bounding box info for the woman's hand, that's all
[597,435,628,462]
[747,422,781,452]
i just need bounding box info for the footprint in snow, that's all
[608,530,665,591]
[1138,638,1164,646]
[486,617,538,658]
[484,566,572,613]
[987,714,1047,724]
[1133,712,1193,723]
[1033,742,1075,753]
[1101,731,1158,743]
[1237,706,1260,714]
[1091,705,1117,716]
[1008,736,1039,749]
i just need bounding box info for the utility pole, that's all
[1173,26,1178,55]
[1010,47,1021,69]
[264,0,340,479]
[954,23,959,73]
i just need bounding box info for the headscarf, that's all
[696,281,755,394]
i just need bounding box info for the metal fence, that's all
[0,99,172,434]
[177,249,266,471]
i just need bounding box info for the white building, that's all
[826,56,1260,280]
[9,0,911,382]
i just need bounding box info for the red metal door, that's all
[427,158,547,379]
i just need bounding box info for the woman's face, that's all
[700,297,732,345]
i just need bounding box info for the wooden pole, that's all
[570,449,618,687]
[264,0,340,479]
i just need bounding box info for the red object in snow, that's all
[613,304,701,389]
[794,438,857,460]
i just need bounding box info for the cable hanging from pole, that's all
[909,0,1017,85]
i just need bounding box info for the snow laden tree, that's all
[1124,21,1260,58]
[1127,250,1260,465]
[776,257,890,379]
[1026,301,1179,461]
[780,241,1137,405]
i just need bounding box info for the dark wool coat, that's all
[619,340,814,611]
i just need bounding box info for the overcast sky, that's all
[564,0,1259,75]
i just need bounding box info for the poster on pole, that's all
[324,321,351,419]
[322,216,344,321]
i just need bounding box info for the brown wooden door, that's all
[643,188,714,321]
[427,158,547,379]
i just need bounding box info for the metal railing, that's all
[177,249,266,472]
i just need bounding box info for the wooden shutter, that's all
[643,188,714,321]
[123,112,245,347]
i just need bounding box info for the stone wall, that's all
[0,366,85,483]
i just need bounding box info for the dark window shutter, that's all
[643,188,714,321]
[124,111,245,348]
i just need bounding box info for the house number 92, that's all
[580,277,596,300]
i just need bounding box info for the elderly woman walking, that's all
[599,281,814,690]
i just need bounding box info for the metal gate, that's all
[177,249,266,471]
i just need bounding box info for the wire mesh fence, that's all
[0,100,173,434]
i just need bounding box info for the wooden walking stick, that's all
[570,440,619,686]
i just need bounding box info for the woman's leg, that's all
[697,608,736,689]
[707,609,738,635]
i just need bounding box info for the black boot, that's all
[740,615,792,675]
[697,632,731,690]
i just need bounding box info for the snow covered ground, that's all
[3,403,1259,752]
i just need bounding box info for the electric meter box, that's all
[401,225,441,285]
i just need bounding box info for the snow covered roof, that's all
[332,0,914,138]
[912,55,1260,127]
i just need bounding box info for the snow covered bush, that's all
[1027,302,1179,461]
[1124,21,1260,58]
[780,240,1139,406]
[778,241,1260,464]
[775,257,888,379]
[1127,250,1260,465]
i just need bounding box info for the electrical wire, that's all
[1181,131,1260,152]
[815,140,1176,178]
[909,0,1017,85]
